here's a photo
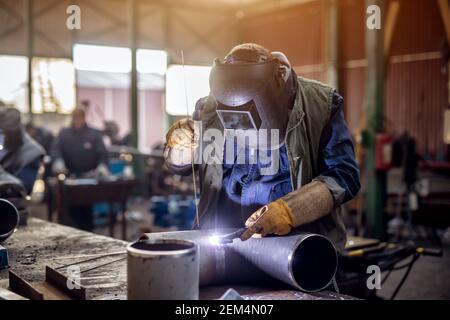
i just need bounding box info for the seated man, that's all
[0,107,44,193]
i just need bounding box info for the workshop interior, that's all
[0,0,450,302]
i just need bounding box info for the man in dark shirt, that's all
[52,108,109,231]
[52,108,108,176]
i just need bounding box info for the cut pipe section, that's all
[0,198,19,243]
[127,238,199,300]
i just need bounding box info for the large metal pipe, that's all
[127,238,199,300]
[0,199,19,243]
[143,229,337,292]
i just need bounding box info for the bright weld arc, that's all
[208,234,221,245]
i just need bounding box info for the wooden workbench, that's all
[0,218,354,300]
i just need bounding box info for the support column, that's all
[24,0,33,121]
[364,0,385,238]
[163,3,172,133]
[129,0,138,149]
[437,0,450,104]
[326,0,339,89]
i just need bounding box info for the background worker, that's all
[164,43,360,251]
[52,107,109,230]
[0,107,45,193]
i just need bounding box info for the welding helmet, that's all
[209,56,291,149]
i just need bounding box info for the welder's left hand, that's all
[241,199,295,241]
[241,181,334,241]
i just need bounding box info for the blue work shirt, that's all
[217,92,359,227]
[52,125,108,176]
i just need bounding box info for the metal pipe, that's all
[0,199,19,243]
[143,229,338,292]
[127,238,199,300]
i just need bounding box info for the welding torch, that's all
[214,205,269,244]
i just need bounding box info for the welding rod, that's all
[52,251,126,261]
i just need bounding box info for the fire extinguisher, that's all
[375,133,393,171]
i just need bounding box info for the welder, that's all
[164,43,360,251]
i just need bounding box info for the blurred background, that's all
[0,0,449,299]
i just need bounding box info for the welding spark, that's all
[209,234,222,246]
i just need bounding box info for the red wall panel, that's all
[385,59,447,157]
[239,0,448,158]
[239,1,326,67]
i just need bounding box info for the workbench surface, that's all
[0,218,354,300]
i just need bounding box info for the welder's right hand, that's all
[164,118,198,168]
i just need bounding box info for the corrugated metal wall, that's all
[239,0,449,158]
[239,1,327,67]
[338,0,366,135]
[384,0,448,158]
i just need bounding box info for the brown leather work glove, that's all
[241,199,295,241]
[240,180,334,241]
[164,118,198,168]
[165,118,197,149]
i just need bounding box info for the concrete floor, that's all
[377,243,450,300]
[29,201,450,300]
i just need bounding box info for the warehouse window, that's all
[0,55,28,113]
[165,65,211,116]
[137,49,167,75]
[73,44,167,75]
[31,58,76,114]
[74,44,131,73]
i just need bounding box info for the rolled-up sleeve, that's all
[313,92,360,208]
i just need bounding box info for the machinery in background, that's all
[145,145,197,231]
[149,196,196,230]
[338,236,442,300]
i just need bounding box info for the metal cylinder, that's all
[143,230,338,292]
[127,238,199,300]
[230,233,338,291]
[0,198,19,243]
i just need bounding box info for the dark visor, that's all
[216,100,262,130]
